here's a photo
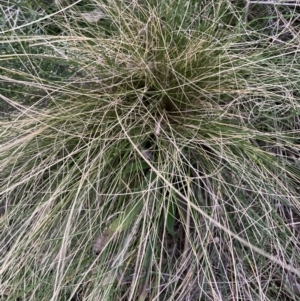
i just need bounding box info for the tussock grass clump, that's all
[1,0,300,300]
